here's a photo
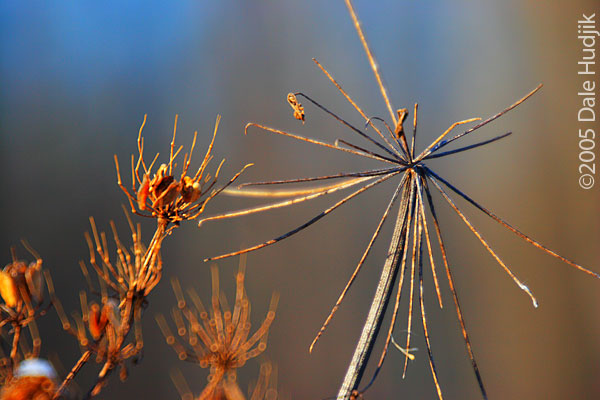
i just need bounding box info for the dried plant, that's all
[115,114,251,231]
[43,115,252,399]
[0,244,54,385]
[197,1,599,399]
[50,215,157,398]
[1,375,56,400]
[157,258,278,400]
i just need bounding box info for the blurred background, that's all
[1,0,599,399]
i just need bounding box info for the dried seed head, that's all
[287,93,305,123]
[158,264,278,399]
[115,115,252,226]
[0,258,44,309]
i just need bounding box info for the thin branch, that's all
[428,174,538,307]
[310,174,406,353]
[426,168,600,279]
[343,0,396,126]
[424,132,513,160]
[422,177,488,399]
[426,84,542,156]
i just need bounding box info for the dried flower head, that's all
[115,114,252,228]
[1,247,44,316]
[197,1,600,398]
[157,259,278,400]
[50,214,162,398]
[170,361,277,400]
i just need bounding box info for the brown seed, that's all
[287,93,305,123]
[88,303,108,340]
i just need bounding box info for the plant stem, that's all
[53,349,92,399]
[337,177,412,399]
[10,325,21,373]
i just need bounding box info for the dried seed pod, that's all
[181,176,201,204]
[0,269,18,308]
[137,175,150,210]
[152,175,175,198]
[88,303,108,340]
[394,108,408,137]
[158,180,181,208]
[287,93,305,123]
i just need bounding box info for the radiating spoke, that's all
[428,174,539,307]
[335,138,401,164]
[424,132,513,161]
[427,84,542,156]
[245,123,398,165]
[411,104,418,161]
[415,118,482,162]
[419,232,443,400]
[416,174,443,308]
[426,168,600,280]
[310,173,408,353]
[422,178,488,399]
[236,167,398,188]
[199,176,378,226]
[205,170,404,261]
[295,92,403,162]
[312,58,405,159]
[344,0,397,126]
[403,187,421,377]
[375,173,415,370]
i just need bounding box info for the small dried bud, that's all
[394,108,408,138]
[88,303,109,340]
[119,365,128,382]
[287,93,305,123]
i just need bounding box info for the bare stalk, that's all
[9,325,21,373]
[53,349,92,399]
[337,173,413,398]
